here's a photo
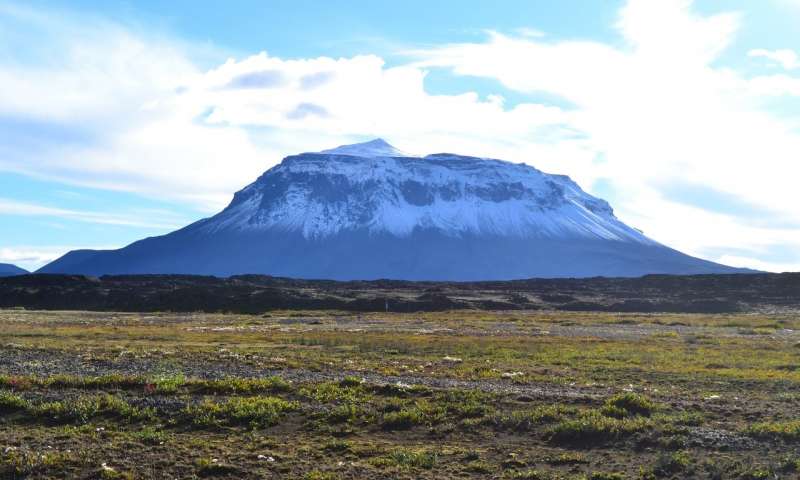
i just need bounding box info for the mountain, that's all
[0,263,28,277]
[40,139,747,280]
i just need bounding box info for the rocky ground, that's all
[2,272,800,314]
[1,309,799,479]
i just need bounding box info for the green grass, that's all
[746,420,800,441]
[43,374,147,390]
[495,405,575,431]
[185,396,299,428]
[131,426,171,445]
[196,457,239,477]
[0,391,28,412]
[546,410,653,444]
[385,449,438,469]
[30,394,154,424]
[652,451,691,476]
[304,471,339,480]
[0,449,78,478]
[194,376,292,395]
[600,392,657,418]
[322,438,352,453]
[588,473,625,480]
[465,460,493,473]
[381,407,427,430]
[505,470,550,479]
[545,452,587,465]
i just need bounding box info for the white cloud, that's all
[516,27,546,38]
[0,246,105,272]
[717,255,800,274]
[749,48,800,70]
[776,0,800,10]
[0,3,267,211]
[0,0,799,271]
[0,4,590,213]
[412,0,800,270]
[0,199,185,229]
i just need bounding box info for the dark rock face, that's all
[38,140,749,279]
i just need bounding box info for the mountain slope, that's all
[40,139,747,280]
[0,263,28,277]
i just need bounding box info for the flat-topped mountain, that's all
[40,139,746,280]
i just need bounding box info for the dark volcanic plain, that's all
[1,272,799,314]
[1,273,800,479]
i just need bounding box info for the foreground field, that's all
[1,309,800,479]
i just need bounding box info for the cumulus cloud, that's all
[412,0,800,271]
[0,3,267,210]
[0,7,588,212]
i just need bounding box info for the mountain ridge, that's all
[0,263,28,277]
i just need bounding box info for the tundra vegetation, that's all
[0,309,799,478]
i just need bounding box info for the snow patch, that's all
[202,140,656,245]
[320,138,412,158]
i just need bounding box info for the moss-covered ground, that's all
[1,309,799,479]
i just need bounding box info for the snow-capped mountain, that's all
[40,139,746,279]
[204,139,650,242]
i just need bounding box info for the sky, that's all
[1,0,799,272]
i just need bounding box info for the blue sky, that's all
[1,0,799,272]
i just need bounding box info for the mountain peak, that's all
[320,138,411,158]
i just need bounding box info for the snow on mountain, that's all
[320,138,411,157]
[39,139,747,280]
[204,139,653,243]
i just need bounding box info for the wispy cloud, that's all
[749,48,800,70]
[0,198,186,229]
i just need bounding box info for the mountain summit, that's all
[40,139,745,279]
[320,138,410,157]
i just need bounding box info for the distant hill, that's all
[0,263,28,277]
[40,139,750,280]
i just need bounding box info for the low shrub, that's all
[746,420,800,441]
[601,392,656,418]
[547,410,652,444]
[185,396,299,428]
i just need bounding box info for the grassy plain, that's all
[1,309,799,479]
